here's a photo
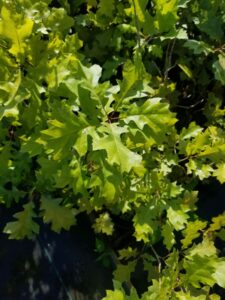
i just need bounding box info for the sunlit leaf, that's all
[213,163,225,184]
[0,6,33,59]
[182,220,207,249]
[167,207,189,231]
[213,261,225,288]
[93,124,143,173]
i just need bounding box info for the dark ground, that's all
[0,210,112,300]
[0,181,225,299]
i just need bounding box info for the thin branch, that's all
[131,0,141,53]
[150,244,162,275]
[175,98,205,110]
[164,39,176,82]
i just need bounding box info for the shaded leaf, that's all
[40,195,76,232]
[184,40,212,55]
[183,255,216,288]
[93,212,114,235]
[123,98,177,143]
[133,206,157,243]
[213,54,225,85]
[113,261,136,284]
[98,0,115,17]
[3,202,39,239]
[162,222,175,250]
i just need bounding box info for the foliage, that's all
[0,0,225,298]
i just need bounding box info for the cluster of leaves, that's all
[0,0,225,298]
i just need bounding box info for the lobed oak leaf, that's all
[93,124,143,173]
[3,202,39,239]
[40,196,76,232]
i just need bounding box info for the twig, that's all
[150,244,162,275]
[131,0,141,54]
[164,39,176,82]
[175,98,205,110]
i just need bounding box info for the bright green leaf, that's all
[102,290,124,300]
[213,164,225,184]
[93,124,143,173]
[179,122,203,140]
[167,207,189,231]
[213,261,225,288]
[178,63,194,80]
[182,220,207,249]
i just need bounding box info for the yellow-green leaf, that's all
[178,63,194,80]
[213,261,225,288]
[213,163,225,184]
[93,124,143,173]
[93,212,114,235]
[0,6,33,59]
[182,220,207,249]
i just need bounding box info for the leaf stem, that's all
[150,244,161,275]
